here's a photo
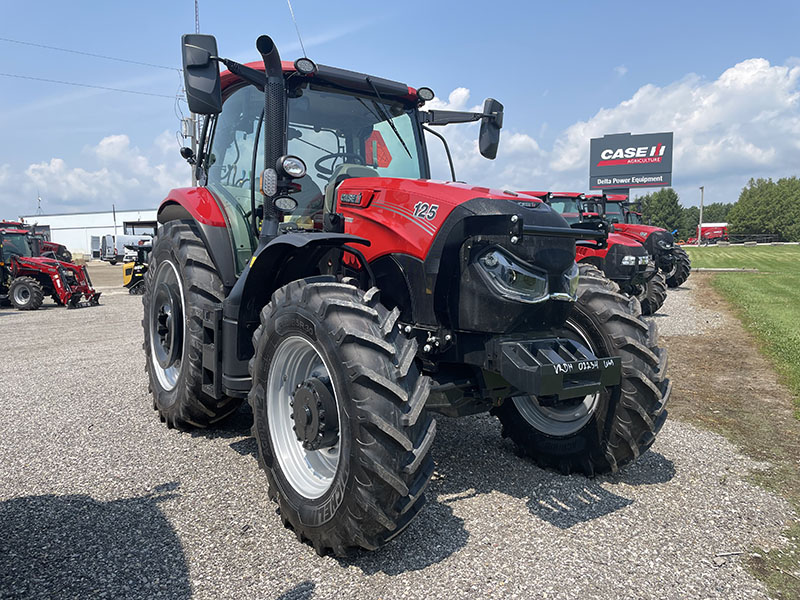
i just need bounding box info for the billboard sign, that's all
[589,132,673,190]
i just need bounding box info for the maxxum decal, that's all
[370,201,438,235]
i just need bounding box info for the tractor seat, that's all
[323,164,379,213]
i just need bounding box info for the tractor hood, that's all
[337,178,536,208]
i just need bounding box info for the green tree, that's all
[728,177,800,241]
[638,188,683,234]
[701,202,733,223]
[680,206,699,241]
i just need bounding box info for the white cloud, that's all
[3,57,798,218]
[614,65,628,77]
[439,57,800,204]
[0,131,190,217]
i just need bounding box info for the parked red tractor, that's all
[586,194,691,288]
[142,33,670,556]
[523,192,667,315]
[0,220,73,262]
[0,227,100,310]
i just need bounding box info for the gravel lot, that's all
[0,268,794,599]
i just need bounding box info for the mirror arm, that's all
[421,108,503,127]
[421,109,483,126]
[217,58,267,90]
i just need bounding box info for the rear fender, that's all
[157,188,238,289]
[219,232,369,394]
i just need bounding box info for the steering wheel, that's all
[314,152,365,176]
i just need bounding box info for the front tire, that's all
[665,247,691,288]
[636,271,668,315]
[493,270,670,475]
[142,220,241,429]
[249,278,435,556]
[9,277,44,311]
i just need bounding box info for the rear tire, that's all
[9,277,44,311]
[142,220,242,429]
[493,269,670,475]
[637,271,668,315]
[249,278,435,556]
[665,247,691,288]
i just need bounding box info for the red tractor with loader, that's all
[0,220,73,262]
[142,33,670,556]
[523,192,667,315]
[586,194,691,288]
[0,226,100,310]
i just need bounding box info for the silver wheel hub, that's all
[267,336,341,500]
[512,320,602,436]
[149,261,185,392]
[12,285,30,305]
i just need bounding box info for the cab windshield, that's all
[206,82,426,271]
[604,203,624,223]
[626,212,643,225]
[548,198,581,225]
[1,233,32,258]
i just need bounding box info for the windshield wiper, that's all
[365,77,411,159]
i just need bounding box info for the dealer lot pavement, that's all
[0,275,793,599]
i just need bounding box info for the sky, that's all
[1,0,799,219]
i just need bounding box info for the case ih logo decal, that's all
[597,143,667,166]
[589,132,673,190]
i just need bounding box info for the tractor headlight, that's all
[277,155,307,179]
[562,262,580,300]
[641,254,653,265]
[620,254,638,266]
[477,248,549,303]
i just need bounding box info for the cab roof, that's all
[220,61,418,102]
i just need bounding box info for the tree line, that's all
[630,177,800,242]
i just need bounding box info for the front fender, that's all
[219,232,370,394]
[157,188,238,288]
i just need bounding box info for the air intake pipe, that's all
[256,35,286,239]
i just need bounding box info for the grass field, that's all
[684,245,800,417]
[683,245,800,597]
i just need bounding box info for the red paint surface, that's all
[160,188,227,227]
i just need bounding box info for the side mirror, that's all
[479,98,504,159]
[181,34,222,115]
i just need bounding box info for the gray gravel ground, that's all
[0,275,795,599]
[648,279,728,336]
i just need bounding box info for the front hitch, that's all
[482,337,621,401]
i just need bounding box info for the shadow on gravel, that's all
[430,414,675,530]
[0,483,190,599]
[276,581,315,599]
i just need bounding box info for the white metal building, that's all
[17,208,158,259]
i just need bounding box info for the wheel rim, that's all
[12,285,31,305]
[267,336,341,500]
[149,260,185,392]
[512,319,602,436]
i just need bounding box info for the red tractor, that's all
[142,33,670,556]
[0,220,73,262]
[587,194,691,288]
[0,227,100,310]
[523,192,667,315]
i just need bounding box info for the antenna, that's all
[286,0,307,57]
[36,189,43,215]
[194,0,200,33]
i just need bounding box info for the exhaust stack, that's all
[256,35,287,239]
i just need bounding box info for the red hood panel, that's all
[336,178,537,262]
